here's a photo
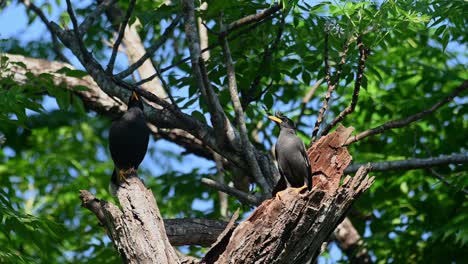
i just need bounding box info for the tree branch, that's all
[241,14,285,109]
[220,22,271,194]
[201,178,261,206]
[106,0,136,74]
[427,168,468,194]
[345,153,468,173]
[345,80,468,145]
[182,0,241,151]
[79,0,117,34]
[311,33,335,142]
[20,0,69,63]
[65,0,92,64]
[221,3,282,36]
[297,78,323,126]
[80,176,179,263]
[321,36,369,136]
[115,15,182,80]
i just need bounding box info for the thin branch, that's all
[160,4,281,74]
[201,178,261,206]
[65,0,92,63]
[297,78,324,126]
[151,62,179,107]
[20,0,69,63]
[115,15,182,80]
[79,0,117,34]
[242,14,285,109]
[321,36,369,136]
[346,80,468,145]
[311,32,335,142]
[220,25,271,194]
[221,3,282,36]
[106,0,136,74]
[428,168,468,194]
[344,153,468,173]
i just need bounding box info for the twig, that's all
[151,61,179,108]
[297,78,323,126]
[20,0,69,63]
[65,0,92,63]
[344,153,468,173]
[115,15,182,80]
[79,0,117,34]
[106,0,136,74]
[345,80,468,145]
[321,36,369,136]
[428,168,468,194]
[201,178,261,206]
[221,3,282,36]
[220,25,271,194]
[242,15,285,109]
[160,4,281,74]
[311,32,335,142]
[331,38,350,87]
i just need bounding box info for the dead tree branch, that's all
[80,176,179,263]
[201,178,261,206]
[80,191,228,246]
[345,152,468,173]
[322,36,369,136]
[345,80,468,145]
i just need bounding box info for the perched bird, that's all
[268,112,312,197]
[109,91,150,186]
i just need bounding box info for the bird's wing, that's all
[299,141,313,190]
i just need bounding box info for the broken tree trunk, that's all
[201,126,374,263]
[79,176,179,264]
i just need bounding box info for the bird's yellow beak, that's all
[131,91,140,101]
[268,115,282,124]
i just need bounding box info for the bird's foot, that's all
[293,184,308,194]
[118,168,136,184]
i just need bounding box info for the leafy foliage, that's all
[0,0,467,263]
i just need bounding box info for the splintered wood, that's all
[201,125,374,264]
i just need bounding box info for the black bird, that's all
[109,91,150,186]
[268,112,312,197]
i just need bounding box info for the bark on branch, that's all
[80,176,179,263]
[79,190,229,247]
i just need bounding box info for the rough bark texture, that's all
[80,176,179,264]
[201,126,374,264]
